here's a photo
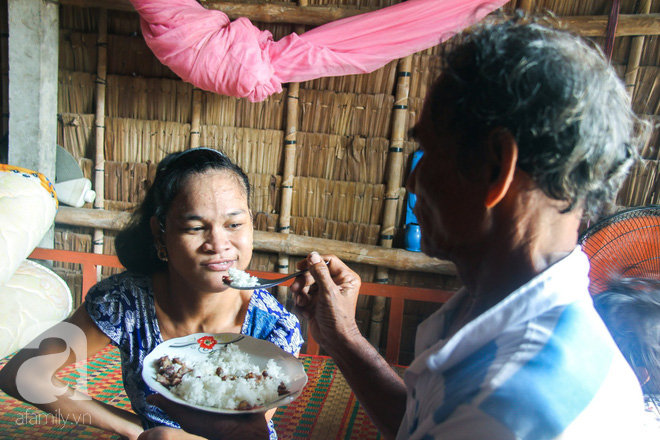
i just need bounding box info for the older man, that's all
[142,16,647,440]
[291,16,648,440]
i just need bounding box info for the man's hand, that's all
[290,252,362,349]
[141,394,269,440]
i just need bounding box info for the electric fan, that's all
[578,205,660,296]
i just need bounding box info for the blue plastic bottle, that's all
[404,150,423,252]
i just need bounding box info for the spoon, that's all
[223,269,309,290]
[223,262,328,290]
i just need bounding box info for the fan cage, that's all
[578,205,660,295]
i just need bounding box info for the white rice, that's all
[227,267,260,287]
[169,344,286,410]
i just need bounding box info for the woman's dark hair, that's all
[115,148,250,274]
[593,278,660,394]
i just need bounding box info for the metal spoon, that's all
[223,261,328,290]
[223,268,309,290]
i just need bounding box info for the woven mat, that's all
[0,345,398,439]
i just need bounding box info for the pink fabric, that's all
[129,0,508,102]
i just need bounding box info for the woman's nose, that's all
[202,228,230,252]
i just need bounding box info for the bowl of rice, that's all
[142,333,307,414]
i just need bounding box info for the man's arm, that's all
[291,252,407,439]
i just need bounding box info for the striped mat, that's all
[0,345,398,439]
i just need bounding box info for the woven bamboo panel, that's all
[58,113,95,159]
[291,176,384,224]
[640,116,660,160]
[200,93,238,126]
[59,30,98,73]
[106,75,193,123]
[295,132,389,184]
[640,34,659,66]
[58,71,95,114]
[54,229,93,273]
[618,158,660,206]
[105,118,191,163]
[253,212,280,232]
[59,5,98,33]
[299,89,394,137]
[249,173,282,214]
[301,59,398,95]
[107,34,178,78]
[199,126,284,175]
[410,54,443,99]
[200,90,287,130]
[103,160,151,204]
[305,0,401,7]
[632,67,660,115]
[236,92,287,130]
[248,252,279,273]
[290,216,380,245]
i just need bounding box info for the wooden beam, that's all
[623,0,652,94]
[561,14,660,37]
[59,0,136,12]
[54,206,456,275]
[59,1,660,37]
[202,1,369,26]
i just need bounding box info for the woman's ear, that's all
[485,128,519,208]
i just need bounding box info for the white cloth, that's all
[398,247,647,440]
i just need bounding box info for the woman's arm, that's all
[0,306,144,439]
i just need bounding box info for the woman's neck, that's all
[152,272,251,340]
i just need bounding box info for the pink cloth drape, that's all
[129,0,508,102]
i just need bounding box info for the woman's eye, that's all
[227,223,242,230]
[186,226,204,232]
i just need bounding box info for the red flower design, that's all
[197,336,217,350]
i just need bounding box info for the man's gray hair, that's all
[427,14,646,219]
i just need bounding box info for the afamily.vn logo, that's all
[16,408,92,426]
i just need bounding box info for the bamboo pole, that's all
[92,9,108,277]
[58,1,660,37]
[190,88,202,149]
[369,55,412,348]
[623,0,652,96]
[276,1,307,305]
[517,0,534,12]
[54,206,456,275]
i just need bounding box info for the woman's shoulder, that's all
[246,289,303,354]
[250,289,288,315]
[86,271,152,303]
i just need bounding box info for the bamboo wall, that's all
[2,0,660,364]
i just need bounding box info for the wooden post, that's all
[190,88,202,149]
[369,55,412,349]
[276,1,307,306]
[92,8,108,274]
[517,0,534,12]
[623,0,651,96]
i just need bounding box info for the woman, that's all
[0,147,303,439]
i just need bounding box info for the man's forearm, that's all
[322,328,407,440]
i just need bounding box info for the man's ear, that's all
[150,216,163,244]
[485,128,518,208]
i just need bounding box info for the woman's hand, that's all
[143,394,269,440]
[289,252,362,349]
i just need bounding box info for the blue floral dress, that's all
[85,271,304,439]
